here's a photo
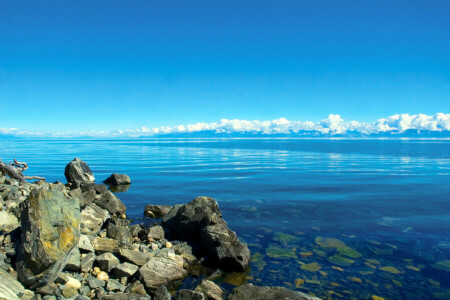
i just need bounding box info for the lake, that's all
[1,138,449,299]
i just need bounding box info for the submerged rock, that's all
[228,284,320,300]
[104,174,131,186]
[65,158,95,188]
[16,183,81,288]
[163,196,250,272]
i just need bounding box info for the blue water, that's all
[1,138,450,299]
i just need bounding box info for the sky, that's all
[0,0,449,134]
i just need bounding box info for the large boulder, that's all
[228,284,320,300]
[162,196,250,272]
[16,183,81,289]
[65,158,95,188]
[104,174,131,186]
[137,248,187,290]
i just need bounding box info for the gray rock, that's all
[106,222,132,243]
[144,205,172,219]
[129,225,142,238]
[99,294,151,300]
[153,285,171,300]
[118,248,153,266]
[94,188,126,216]
[78,234,95,252]
[81,203,110,235]
[80,252,96,272]
[76,295,91,300]
[0,267,25,300]
[113,262,139,278]
[140,226,164,241]
[65,158,95,189]
[61,286,79,298]
[92,237,120,254]
[106,279,126,292]
[16,183,81,289]
[137,248,187,290]
[162,196,250,272]
[124,281,146,295]
[88,277,106,289]
[178,290,205,300]
[194,280,223,300]
[96,253,120,272]
[0,210,20,233]
[104,174,131,186]
[228,284,321,300]
[64,248,81,272]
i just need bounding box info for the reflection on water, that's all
[1,138,449,299]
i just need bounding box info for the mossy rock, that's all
[250,252,267,271]
[273,232,301,247]
[266,245,298,259]
[327,254,355,267]
[432,260,450,273]
[315,237,346,250]
[300,262,321,272]
[379,266,401,274]
[337,246,362,258]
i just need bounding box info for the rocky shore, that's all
[0,158,319,300]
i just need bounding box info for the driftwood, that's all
[0,159,45,182]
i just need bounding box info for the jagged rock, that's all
[80,252,96,272]
[179,289,205,300]
[92,237,120,253]
[16,183,81,288]
[0,267,25,300]
[129,225,142,238]
[88,277,106,289]
[79,235,95,252]
[144,205,172,219]
[195,280,223,300]
[0,210,20,232]
[65,158,95,189]
[104,174,131,186]
[106,279,126,292]
[96,253,120,272]
[137,248,187,290]
[153,285,171,300]
[113,262,139,278]
[94,189,126,216]
[228,284,321,300]
[106,222,132,243]
[163,196,250,272]
[118,248,154,266]
[124,281,146,295]
[81,203,110,234]
[64,248,81,272]
[139,225,164,241]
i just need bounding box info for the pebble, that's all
[65,276,82,289]
[165,242,173,248]
[97,271,109,281]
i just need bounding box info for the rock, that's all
[92,237,120,253]
[35,283,60,297]
[64,248,81,272]
[179,290,205,300]
[153,285,171,300]
[104,174,131,186]
[97,271,109,281]
[140,226,164,241]
[99,293,151,300]
[228,284,320,300]
[0,210,20,233]
[94,189,126,216]
[88,277,106,289]
[144,205,172,219]
[0,267,25,300]
[79,234,95,252]
[80,252,96,272]
[137,248,187,290]
[65,158,95,188]
[125,281,146,295]
[61,286,79,298]
[65,277,82,289]
[114,262,139,278]
[129,225,142,238]
[163,196,250,272]
[16,183,81,289]
[81,204,110,234]
[106,279,125,292]
[106,222,132,243]
[118,248,153,266]
[195,280,223,300]
[96,253,120,272]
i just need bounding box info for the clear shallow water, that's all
[1,138,450,299]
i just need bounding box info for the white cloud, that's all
[1,113,449,138]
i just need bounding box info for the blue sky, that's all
[0,0,449,133]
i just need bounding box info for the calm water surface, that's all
[1,139,449,299]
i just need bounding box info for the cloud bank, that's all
[1,113,449,138]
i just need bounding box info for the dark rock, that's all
[113,262,139,278]
[144,205,172,219]
[64,248,81,272]
[137,248,187,290]
[105,221,132,243]
[80,252,96,272]
[36,283,60,296]
[125,281,146,295]
[153,285,171,300]
[179,290,205,300]
[96,253,120,272]
[139,225,164,241]
[99,293,151,300]
[88,277,106,289]
[94,189,126,216]
[162,196,250,272]
[228,284,320,300]
[65,158,95,189]
[16,183,81,288]
[129,225,142,238]
[104,174,131,186]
